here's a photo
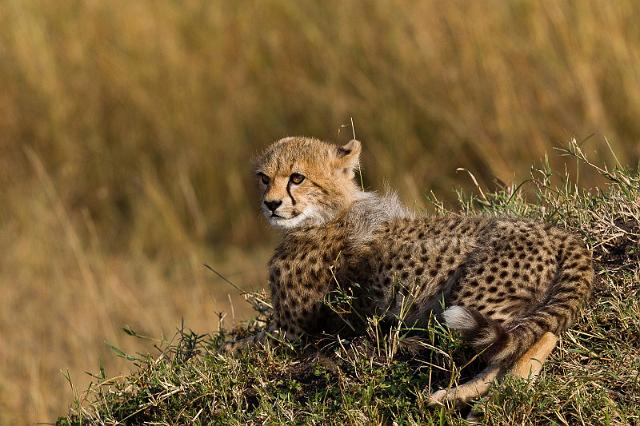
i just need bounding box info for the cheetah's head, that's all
[255,137,363,230]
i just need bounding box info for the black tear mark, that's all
[286,181,297,206]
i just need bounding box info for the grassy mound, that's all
[57,144,639,425]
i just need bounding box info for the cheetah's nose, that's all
[264,200,282,212]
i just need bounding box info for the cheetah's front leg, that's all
[222,323,282,353]
[223,330,268,353]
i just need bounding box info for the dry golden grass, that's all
[0,0,639,423]
[0,157,268,423]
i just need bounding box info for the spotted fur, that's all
[246,136,594,403]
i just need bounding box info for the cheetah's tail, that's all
[443,235,594,369]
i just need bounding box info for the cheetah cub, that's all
[235,136,593,405]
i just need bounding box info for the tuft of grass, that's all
[57,148,639,425]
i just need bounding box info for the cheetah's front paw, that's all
[221,331,266,353]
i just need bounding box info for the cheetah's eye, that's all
[257,173,270,185]
[289,173,305,185]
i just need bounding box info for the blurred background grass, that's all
[0,0,639,423]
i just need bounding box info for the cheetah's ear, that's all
[335,139,361,171]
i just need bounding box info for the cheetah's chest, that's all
[268,227,370,336]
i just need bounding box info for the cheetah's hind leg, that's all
[510,331,558,380]
[428,365,502,406]
[427,332,558,406]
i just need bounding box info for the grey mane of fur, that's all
[345,190,414,244]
